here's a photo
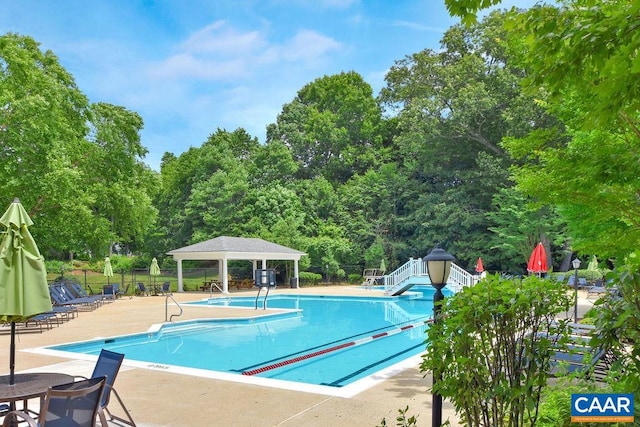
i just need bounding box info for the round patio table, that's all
[0,372,73,414]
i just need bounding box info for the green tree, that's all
[487,186,568,272]
[379,12,552,268]
[154,128,259,251]
[0,33,156,259]
[448,1,640,259]
[267,71,384,184]
[84,102,159,252]
[337,163,408,269]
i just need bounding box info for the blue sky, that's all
[2,0,536,170]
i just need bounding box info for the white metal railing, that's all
[383,258,475,295]
[383,258,426,293]
[448,263,475,292]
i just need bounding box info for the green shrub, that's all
[107,255,136,272]
[421,274,573,427]
[348,273,362,284]
[299,271,322,285]
[45,260,69,275]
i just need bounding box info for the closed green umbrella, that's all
[587,255,598,271]
[150,257,160,294]
[103,256,114,284]
[0,198,52,384]
[380,258,386,274]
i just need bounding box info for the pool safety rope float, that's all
[242,319,432,376]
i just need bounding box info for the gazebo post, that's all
[222,258,229,294]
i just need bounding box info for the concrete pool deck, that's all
[1,285,595,426]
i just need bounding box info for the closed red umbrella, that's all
[527,242,548,276]
[475,257,484,273]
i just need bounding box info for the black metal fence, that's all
[51,265,365,294]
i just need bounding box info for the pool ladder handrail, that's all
[165,294,183,322]
[209,281,223,298]
[254,286,271,310]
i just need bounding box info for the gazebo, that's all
[167,236,306,293]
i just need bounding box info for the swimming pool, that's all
[41,287,451,397]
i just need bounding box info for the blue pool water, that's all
[47,286,451,391]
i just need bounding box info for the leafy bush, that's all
[299,271,322,285]
[421,274,572,427]
[348,273,362,284]
[582,269,604,281]
[107,254,136,272]
[45,260,70,276]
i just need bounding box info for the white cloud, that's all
[181,20,265,54]
[391,20,446,33]
[152,52,248,80]
[280,30,342,63]
[149,22,341,83]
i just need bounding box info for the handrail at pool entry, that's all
[209,281,223,297]
[165,294,183,322]
[241,318,433,376]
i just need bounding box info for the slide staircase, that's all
[382,258,475,296]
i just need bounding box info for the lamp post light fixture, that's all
[572,258,581,322]
[423,247,455,427]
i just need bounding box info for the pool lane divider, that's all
[241,319,433,376]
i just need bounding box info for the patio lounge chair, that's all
[1,312,61,334]
[25,312,60,329]
[2,376,106,427]
[67,282,105,306]
[57,284,101,309]
[161,281,171,295]
[587,286,607,299]
[567,276,589,289]
[103,284,118,301]
[50,305,78,321]
[549,323,613,380]
[50,285,98,311]
[76,349,137,426]
[136,282,149,296]
[586,281,620,299]
[119,283,130,297]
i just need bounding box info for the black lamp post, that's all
[572,258,581,322]
[423,247,455,427]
